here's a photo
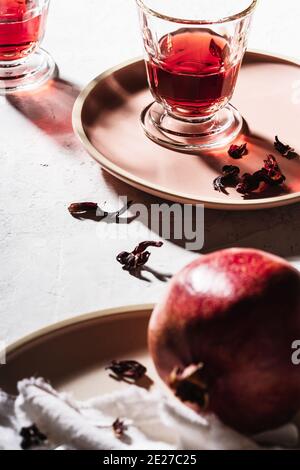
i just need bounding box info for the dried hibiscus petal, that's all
[262,155,286,185]
[213,165,240,195]
[274,136,298,159]
[286,151,299,160]
[236,172,262,194]
[20,424,47,450]
[228,143,248,159]
[236,155,286,195]
[168,363,209,410]
[68,202,98,217]
[68,200,133,221]
[117,241,163,272]
[106,360,147,381]
[112,418,128,438]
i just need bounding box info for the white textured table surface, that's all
[1,0,300,346]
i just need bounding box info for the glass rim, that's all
[136,0,258,25]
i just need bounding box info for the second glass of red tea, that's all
[136,0,257,151]
[0,0,54,93]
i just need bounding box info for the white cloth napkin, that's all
[0,378,298,450]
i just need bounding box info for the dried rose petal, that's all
[228,143,248,159]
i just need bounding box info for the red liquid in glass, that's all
[146,29,240,118]
[0,0,46,61]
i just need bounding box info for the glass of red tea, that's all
[136,0,257,151]
[0,0,54,93]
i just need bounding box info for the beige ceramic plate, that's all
[73,52,300,210]
[0,305,157,399]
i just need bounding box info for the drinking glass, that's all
[136,0,257,151]
[0,0,54,94]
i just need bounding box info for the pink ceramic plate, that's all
[0,305,156,398]
[73,52,300,210]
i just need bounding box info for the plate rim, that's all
[5,303,154,359]
[72,50,300,211]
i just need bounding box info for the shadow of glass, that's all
[6,70,82,152]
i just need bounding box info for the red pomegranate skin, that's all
[148,248,300,434]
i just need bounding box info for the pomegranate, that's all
[148,248,300,434]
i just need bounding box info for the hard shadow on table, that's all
[127,266,172,283]
[103,171,300,260]
[6,73,81,153]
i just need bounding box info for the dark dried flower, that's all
[286,151,299,160]
[262,154,286,185]
[112,418,128,438]
[68,202,98,217]
[68,201,133,223]
[117,241,163,272]
[236,155,286,195]
[228,143,248,159]
[106,360,147,381]
[20,424,47,450]
[236,172,261,194]
[213,165,240,195]
[168,364,209,410]
[68,201,133,221]
[274,136,298,159]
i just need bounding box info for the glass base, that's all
[0,48,55,94]
[140,102,243,151]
